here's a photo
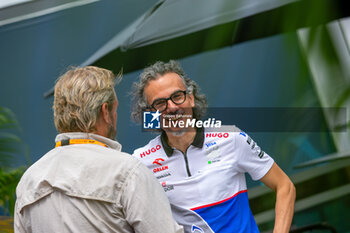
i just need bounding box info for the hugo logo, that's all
[206,133,229,138]
[140,145,161,158]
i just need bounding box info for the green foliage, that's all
[0,167,25,216]
[0,107,27,216]
[0,107,21,167]
[0,107,18,129]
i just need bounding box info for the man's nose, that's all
[166,99,179,112]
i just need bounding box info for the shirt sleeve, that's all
[234,131,274,181]
[120,161,184,233]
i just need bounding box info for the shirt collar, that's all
[55,132,122,151]
[161,127,205,157]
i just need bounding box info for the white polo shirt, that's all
[133,126,274,233]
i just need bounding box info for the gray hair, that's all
[131,60,207,122]
[53,66,119,133]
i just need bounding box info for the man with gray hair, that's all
[131,60,295,233]
[14,66,183,233]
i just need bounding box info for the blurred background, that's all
[0,0,349,232]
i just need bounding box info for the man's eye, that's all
[154,101,166,107]
[172,94,182,99]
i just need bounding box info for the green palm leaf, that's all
[0,107,18,130]
[0,107,27,217]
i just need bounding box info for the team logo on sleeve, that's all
[258,150,265,158]
[239,131,247,137]
[240,131,265,158]
[143,110,161,129]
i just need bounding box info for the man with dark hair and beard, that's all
[131,60,295,233]
[14,66,183,233]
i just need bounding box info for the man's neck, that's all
[166,129,197,154]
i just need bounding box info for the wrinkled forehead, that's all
[144,72,186,103]
[146,72,185,88]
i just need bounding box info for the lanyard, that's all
[55,139,108,148]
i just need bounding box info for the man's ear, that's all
[101,102,111,125]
